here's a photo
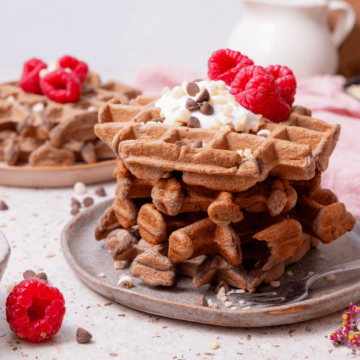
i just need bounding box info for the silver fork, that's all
[230,259,360,306]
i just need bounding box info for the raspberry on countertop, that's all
[6,278,66,342]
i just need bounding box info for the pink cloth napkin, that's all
[135,67,360,218]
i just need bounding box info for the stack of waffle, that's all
[94,95,356,292]
[0,73,141,167]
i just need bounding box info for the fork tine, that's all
[240,296,285,303]
[242,300,285,306]
[231,291,277,298]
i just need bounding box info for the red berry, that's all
[230,65,290,123]
[40,69,82,104]
[58,55,88,83]
[6,278,66,342]
[266,65,296,106]
[208,49,254,86]
[19,58,47,95]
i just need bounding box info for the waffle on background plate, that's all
[0,72,141,167]
[93,94,356,293]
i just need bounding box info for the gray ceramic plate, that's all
[61,199,360,327]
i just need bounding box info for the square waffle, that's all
[93,95,355,292]
[0,74,141,166]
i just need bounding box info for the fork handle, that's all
[305,259,360,288]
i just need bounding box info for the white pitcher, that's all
[227,0,356,78]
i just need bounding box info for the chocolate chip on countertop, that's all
[186,82,200,96]
[71,197,81,208]
[71,205,80,215]
[191,140,203,149]
[23,270,36,280]
[185,98,199,111]
[188,116,201,128]
[194,294,208,307]
[176,141,187,148]
[199,101,214,115]
[95,186,106,197]
[196,89,210,103]
[76,328,93,344]
[35,272,48,283]
[0,200,8,211]
[83,197,94,207]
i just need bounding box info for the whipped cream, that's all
[155,80,265,133]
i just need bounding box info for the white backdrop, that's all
[0,0,244,81]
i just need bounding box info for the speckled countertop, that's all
[0,181,358,360]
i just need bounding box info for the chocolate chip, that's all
[71,197,81,208]
[199,101,214,115]
[0,200,8,211]
[185,98,199,111]
[23,270,36,280]
[35,272,48,283]
[196,89,210,103]
[176,141,186,148]
[83,197,94,207]
[188,116,201,128]
[194,294,208,307]
[95,186,106,197]
[215,281,230,294]
[186,82,200,96]
[118,281,130,289]
[76,328,92,344]
[71,205,80,215]
[192,79,203,83]
[191,140,203,149]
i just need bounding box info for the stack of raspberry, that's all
[19,56,88,104]
[208,48,296,123]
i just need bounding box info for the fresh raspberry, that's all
[40,68,82,104]
[208,49,254,86]
[58,55,88,83]
[266,65,296,106]
[19,58,47,95]
[230,65,290,123]
[6,278,66,342]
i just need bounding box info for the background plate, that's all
[61,199,360,327]
[0,160,116,188]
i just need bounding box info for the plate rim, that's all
[60,199,360,327]
[0,159,116,172]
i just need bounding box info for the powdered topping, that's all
[155,80,265,133]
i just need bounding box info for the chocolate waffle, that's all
[93,93,354,292]
[0,76,141,167]
[95,99,340,192]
